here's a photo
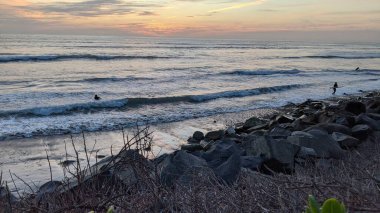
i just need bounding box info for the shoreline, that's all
[1,89,379,211]
[0,90,376,190]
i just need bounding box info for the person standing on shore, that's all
[332,82,338,95]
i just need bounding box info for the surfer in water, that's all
[332,82,338,95]
[355,67,360,71]
[94,94,101,100]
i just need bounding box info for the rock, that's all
[248,130,267,136]
[356,114,380,131]
[335,116,355,127]
[200,140,214,150]
[317,112,336,123]
[276,115,294,124]
[367,101,380,113]
[243,117,266,129]
[287,131,345,159]
[181,143,203,152]
[193,131,204,141]
[345,101,366,115]
[244,136,300,174]
[352,124,372,140]
[269,126,292,139]
[159,150,209,186]
[187,137,200,144]
[213,151,241,184]
[59,149,146,192]
[240,156,264,171]
[296,147,318,159]
[226,126,236,135]
[36,181,62,202]
[201,140,243,184]
[246,124,268,133]
[366,113,380,121]
[332,132,361,149]
[291,118,311,131]
[205,130,225,141]
[305,123,352,135]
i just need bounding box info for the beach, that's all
[1,34,380,211]
[1,89,379,212]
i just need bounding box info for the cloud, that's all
[18,0,162,17]
[139,11,158,16]
[208,0,266,14]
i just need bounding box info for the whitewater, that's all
[0,34,379,140]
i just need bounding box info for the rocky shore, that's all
[1,91,380,212]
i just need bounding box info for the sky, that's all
[1,0,380,41]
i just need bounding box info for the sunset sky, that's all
[1,0,380,40]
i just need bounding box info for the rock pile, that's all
[159,92,380,185]
[33,92,380,200]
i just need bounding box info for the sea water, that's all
[1,34,379,140]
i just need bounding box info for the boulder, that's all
[187,137,200,144]
[305,123,352,135]
[205,130,224,141]
[159,150,209,186]
[356,114,380,131]
[181,143,203,152]
[246,124,268,133]
[366,113,380,121]
[244,136,300,174]
[291,118,312,131]
[345,101,366,115]
[226,126,236,135]
[243,117,266,129]
[296,147,318,159]
[287,131,345,159]
[269,126,292,139]
[36,181,62,202]
[201,140,243,184]
[275,115,294,124]
[241,156,264,171]
[367,101,380,113]
[193,131,204,141]
[200,140,214,150]
[335,116,355,127]
[352,124,372,140]
[332,132,361,149]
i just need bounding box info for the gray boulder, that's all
[201,140,243,184]
[241,156,264,171]
[181,143,203,152]
[332,132,361,149]
[36,181,62,202]
[345,101,366,115]
[356,114,380,131]
[335,116,355,127]
[296,147,318,159]
[367,101,380,113]
[305,123,352,135]
[366,113,380,121]
[352,124,372,140]
[244,136,300,174]
[205,130,225,141]
[243,117,266,129]
[287,131,345,159]
[269,126,292,139]
[193,131,204,141]
[159,150,209,186]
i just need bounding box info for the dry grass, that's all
[1,127,379,213]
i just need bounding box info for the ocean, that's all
[1,34,380,140]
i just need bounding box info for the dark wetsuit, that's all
[332,83,338,95]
